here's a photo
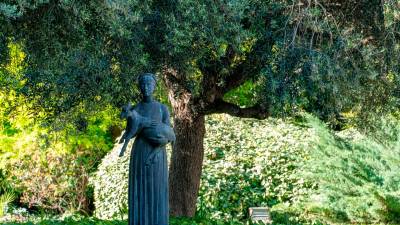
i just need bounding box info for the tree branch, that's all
[162,66,191,93]
[205,99,269,119]
[220,62,251,93]
[197,44,236,104]
[218,41,268,95]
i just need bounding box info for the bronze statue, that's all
[119,73,175,225]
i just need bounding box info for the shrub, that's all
[90,134,173,219]
[0,215,246,225]
[198,114,315,221]
[0,107,118,214]
[91,114,316,222]
[0,192,15,217]
[0,41,120,214]
[272,115,400,224]
[12,146,95,213]
[90,138,132,220]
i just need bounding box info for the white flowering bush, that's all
[89,135,132,220]
[198,115,316,221]
[91,114,316,222]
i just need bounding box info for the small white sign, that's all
[249,207,272,224]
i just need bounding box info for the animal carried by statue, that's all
[119,102,176,162]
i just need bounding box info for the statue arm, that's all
[142,104,175,147]
[161,104,176,143]
[161,104,171,126]
[144,105,175,164]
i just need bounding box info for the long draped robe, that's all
[128,101,173,225]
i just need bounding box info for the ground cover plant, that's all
[91,114,400,224]
[0,216,247,225]
[1,112,400,224]
[91,114,316,222]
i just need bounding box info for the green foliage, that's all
[91,114,315,222]
[0,191,15,217]
[1,0,395,125]
[1,0,149,115]
[90,138,132,219]
[0,41,121,214]
[0,44,119,213]
[223,80,259,107]
[0,215,247,225]
[2,113,400,224]
[0,105,118,213]
[273,115,400,224]
[91,113,400,224]
[0,21,132,216]
[198,115,315,221]
[1,216,127,225]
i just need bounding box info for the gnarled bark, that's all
[169,113,205,217]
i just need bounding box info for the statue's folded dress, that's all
[128,101,173,225]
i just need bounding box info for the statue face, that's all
[139,75,156,97]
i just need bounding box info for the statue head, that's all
[138,73,156,97]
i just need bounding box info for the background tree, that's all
[0,0,398,217]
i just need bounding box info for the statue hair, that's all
[138,73,157,85]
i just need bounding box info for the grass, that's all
[1,216,249,225]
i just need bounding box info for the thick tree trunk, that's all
[169,113,205,217]
[163,65,268,217]
[168,97,205,217]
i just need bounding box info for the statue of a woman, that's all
[119,73,175,225]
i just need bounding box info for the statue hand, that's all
[150,120,158,127]
[143,119,158,128]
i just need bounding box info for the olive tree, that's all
[0,0,395,216]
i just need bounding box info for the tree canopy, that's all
[1,0,400,217]
[1,0,397,124]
